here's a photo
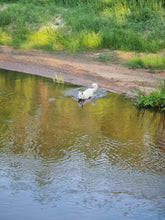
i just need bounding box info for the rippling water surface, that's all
[0,69,165,220]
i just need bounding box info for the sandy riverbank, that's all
[0,46,164,97]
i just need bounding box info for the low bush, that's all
[135,80,165,111]
[127,55,165,70]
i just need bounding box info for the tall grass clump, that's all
[127,55,165,70]
[136,80,165,111]
[0,28,12,45]
[101,28,162,52]
[24,27,66,50]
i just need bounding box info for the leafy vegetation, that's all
[52,72,64,84]
[0,0,165,53]
[135,80,165,111]
[126,55,165,70]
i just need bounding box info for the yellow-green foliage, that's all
[53,72,64,84]
[0,28,12,45]
[127,55,165,70]
[81,32,101,49]
[23,27,65,50]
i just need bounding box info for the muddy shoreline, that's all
[0,46,165,97]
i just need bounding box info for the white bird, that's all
[78,83,98,101]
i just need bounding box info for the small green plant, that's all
[53,72,64,84]
[135,80,165,111]
[127,55,165,70]
[99,53,110,62]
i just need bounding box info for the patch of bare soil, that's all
[0,46,164,97]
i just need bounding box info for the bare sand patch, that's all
[0,46,164,97]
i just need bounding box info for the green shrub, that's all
[101,28,161,52]
[127,55,165,70]
[135,80,165,111]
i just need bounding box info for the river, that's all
[0,69,165,220]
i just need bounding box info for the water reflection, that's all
[0,69,165,220]
[78,98,97,108]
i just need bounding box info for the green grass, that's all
[126,55,165,70]
[135,80,165,111]
[0,27,12,45]
[0,0,165,54]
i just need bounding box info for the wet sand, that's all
[0,46,164,96]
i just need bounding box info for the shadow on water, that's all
[0,69,165,220]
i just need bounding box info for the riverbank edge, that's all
[0,46,165,97]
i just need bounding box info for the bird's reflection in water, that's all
[78,98,97,108]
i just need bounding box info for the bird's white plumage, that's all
[78,83,98,100]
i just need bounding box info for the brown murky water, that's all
[0,69,165,220]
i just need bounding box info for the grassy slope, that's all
[0,0,165,54]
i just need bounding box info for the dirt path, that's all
[0,46,164,97]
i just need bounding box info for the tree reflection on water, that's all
[0,69,165,220]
